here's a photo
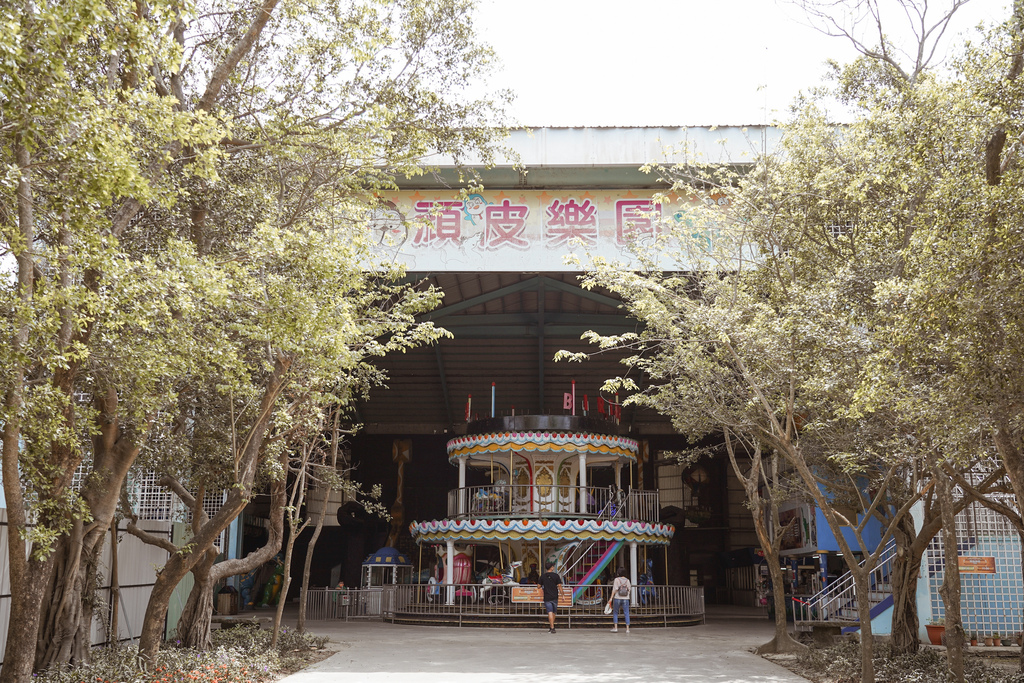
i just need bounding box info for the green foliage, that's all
[2,0,507,548]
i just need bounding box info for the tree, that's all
[3,0,509,677]
[567,5,1024,681]
[721,432,806,654]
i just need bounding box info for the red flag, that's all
[583,394,589,413]
[465,394,472,422]
[598,397,605,414]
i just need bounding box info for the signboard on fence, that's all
[511,584,573,607]
[959,556,996,573]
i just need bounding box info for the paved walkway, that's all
[277,605,810,683]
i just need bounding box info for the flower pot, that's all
[970,639,978,647]
[926,624,946,646]
[993,638,1002,647]
[985,637,994,646]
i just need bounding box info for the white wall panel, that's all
[0,512,169,667]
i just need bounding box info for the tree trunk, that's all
[758,557,804,654]
[298,517,325,633]
[934,462,965,682]
[852,570,875,683]
[136,358,289,664]
[271,527,296,649]
[138,552,190,663]
[109,523,120,645]
[889,514,921,655]
[176,549,219,651]
[299,407,341,633]
[0,120,39,683]
[34,522,109,669]
[1,555,56,683]
[36,397,141,670]
[722,433,804,654]
[159,467,288,654]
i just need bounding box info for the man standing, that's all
[540,560,562,633]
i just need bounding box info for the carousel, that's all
[404,415,679,625]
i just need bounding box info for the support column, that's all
[458,457,467,516]
[629,542,639,605]
[446,540,455,605]
[614,461,622,490]
[578,452,587,514]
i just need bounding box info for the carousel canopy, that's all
[362,546,412,567]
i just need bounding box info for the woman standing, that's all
[607,567,631,633]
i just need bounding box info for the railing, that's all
[794,540,896,626]
[447,485,660,523]
[304,584,704,625]
[305,588,396,620]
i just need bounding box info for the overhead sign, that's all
[368,190,729,272]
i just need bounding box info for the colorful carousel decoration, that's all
[409,415,675,612]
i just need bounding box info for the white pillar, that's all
[446,540,455,605]
[458,457,467,516]
[578,453,587,514]
[629,542,639,605]
[614,461,622,490]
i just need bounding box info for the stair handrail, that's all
[796,539,896,623]
[559,540,601,579]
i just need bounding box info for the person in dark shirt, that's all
[540,560,562,633]
[527,563,540,585]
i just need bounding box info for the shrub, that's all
[34,626,328,683]
[795,642,1024,683]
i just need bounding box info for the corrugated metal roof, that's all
[357,272,674,436]
[420,125,782,168]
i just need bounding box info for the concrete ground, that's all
[276,604,810,683]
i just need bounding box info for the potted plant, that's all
[970,632,978,647]
[993,632,1002,647]
[985,634,994,646]
[1016,632,1023,647]
[925,619,946,646]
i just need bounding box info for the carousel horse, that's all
[479,560,522,604]
[638,558,657,605]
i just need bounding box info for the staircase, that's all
[558,540,624,603]
[794,540,895,634]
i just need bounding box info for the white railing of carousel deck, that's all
[447,485,659,523]
[304,584,704,624]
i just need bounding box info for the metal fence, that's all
[305,588,393,620]
[305,584,704,625]
[446,485,660,523]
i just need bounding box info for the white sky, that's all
[474,0,1012,127]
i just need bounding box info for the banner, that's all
[368,190,731,272]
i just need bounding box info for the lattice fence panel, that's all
[926,474,1022,638]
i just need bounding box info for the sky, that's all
[473,0,1012,127]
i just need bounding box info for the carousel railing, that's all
[304,584,704,624]
[446,485,660,523]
